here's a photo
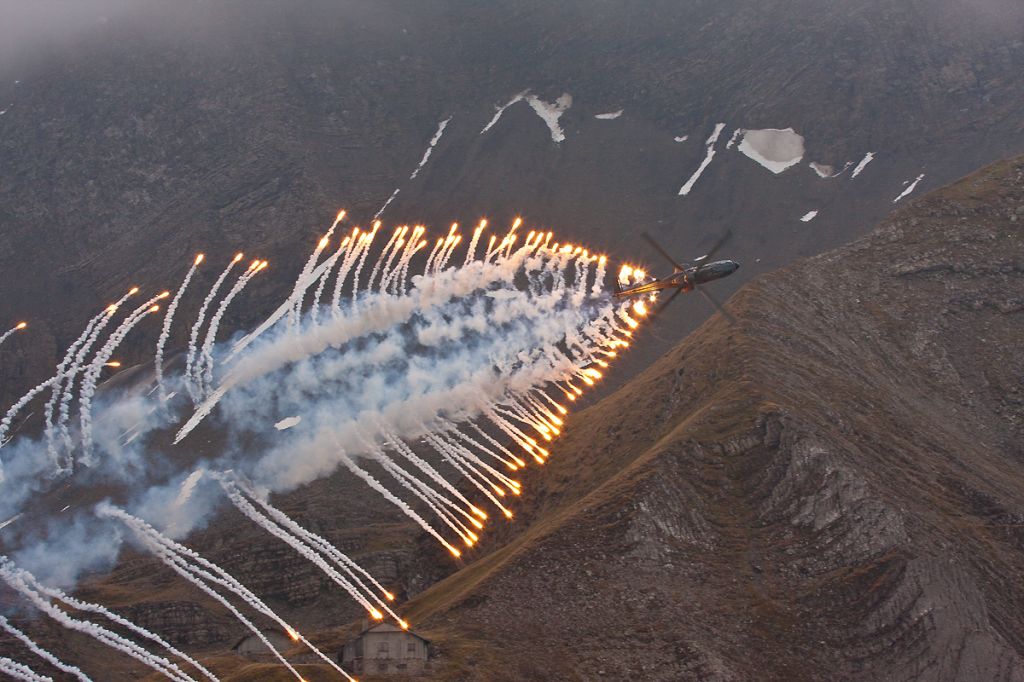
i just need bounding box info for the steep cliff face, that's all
[395,156,1024,680]
[2,0,1024,406]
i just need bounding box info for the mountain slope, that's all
[2,0,1023,404]
[398,156,1024,680]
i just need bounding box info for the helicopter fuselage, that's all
[615,259,739,298]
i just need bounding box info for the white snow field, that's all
[480,90,529,133]
[480,90,573,143]
[851,152,875,178]
[678,123,726,196]
[735,128,805,174]
[526,93,573,142]
[893,174,925,203]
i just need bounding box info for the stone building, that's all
[232,629,292,658]
[340,622,432,676]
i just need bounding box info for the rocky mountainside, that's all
[388,155,1024,680]
[3,150,1019,682]
[2,0,1023,403]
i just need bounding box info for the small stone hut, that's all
[340,622,431,676]
[232,629,292,658]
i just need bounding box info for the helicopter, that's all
[614,230,739,322]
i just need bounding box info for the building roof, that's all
[355,621,430,644]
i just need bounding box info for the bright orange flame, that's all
[15,322,27,330]
[128,287,140,295]
[194,253,204,265]
[370,609,383,620]
[384,591,395,602]
[233,253,244,263]
[105,361,121,368]
[158,291,171,299]
[318,236,329,249]
[399,620,409,630]
[450,547,462,558]
[106,305,117,313]
[512,217,522,230]
[503,510,513,519]
[470,518,484,530]
[149,305,160,313]
[336,209,347,222]
[471,507,487,520]
[286,627,299,642]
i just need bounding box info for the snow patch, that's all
[678,123,726,196]
[809,162,834,178]
[851,152,875,178]
[893,174,924,203]
[409,116,451,180]
[736,128,805,174]
[526,93,573,143]
[274,416,302,431]
[726,128,742,149]
[480,90,529,134]
[800,210,819,222]
[595,109,623,120]
[810,160,854,179]
[673,135,689,143]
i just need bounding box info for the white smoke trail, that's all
[348,224,380,306]
[376,454,476,547]
[0,322,27,348]
[367,226,403,293]
[230,245,344,362]
[119,535,305,681]
[155,254,203,402]
[329,229,368,317]
[100,505,353,681]
[0,376,59,452]
[0,614,91,682]
[24,575,216,682]
[185,253,243,402]
[198,260,265,396]
[42,310,107,465]
[335,446,463,558]
[54,288,138,462]
[228,475,398,604]
[0,560,196,682]
[0,656,50,682]
[289,211,344,331]
[178,240,561,442]
[214,474,393,622]
[309,236,352,326]
[78,293,167,464]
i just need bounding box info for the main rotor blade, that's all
[641,232,687,272]
[696,229,733,264]
[653,287,685,317]
[695,284,736,325]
